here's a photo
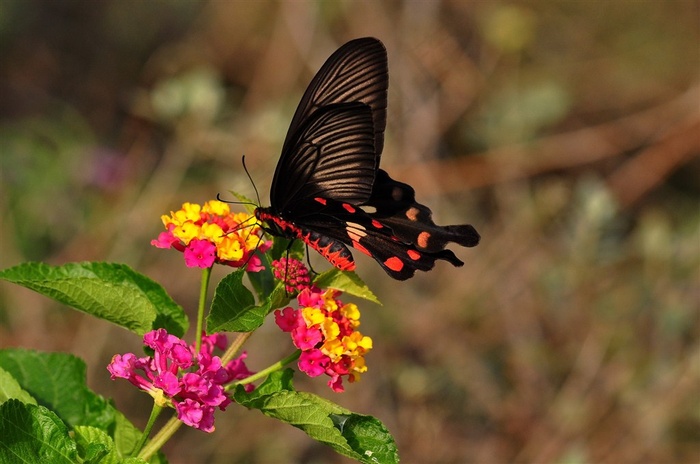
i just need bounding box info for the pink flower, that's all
[274,307,300,332]
[292,325,323,350]
[107,329,256,432]
[175,399,216,433]
[184,239,217,268]
[151,230,179,249]
[298,350,329,377]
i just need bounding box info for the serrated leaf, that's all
[237,369,295,399]
[0,367,37,405]
[0,349,114,430]
[207,270,255,332]
[313,269,381,305]
[234,371,398,464]
[0,399,79,464]
[329,413,399,464]
[113,410,144,459]
[0,349,148,460]
[74,425,118,464]
[208,271,289,332]
[0,262,188,336]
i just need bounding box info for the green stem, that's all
[227,349,302,391]
[132,402,163,457]
[138,415,182,461]
[194,266,213,354]
[221,331,252,366]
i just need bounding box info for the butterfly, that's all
[254,37,480,280]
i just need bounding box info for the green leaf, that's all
[0,399,79,464]
[0,367,37,405]
[0,262,188,336]
[246,253,276,297]
[0,350,114,429]
[0,349,147,459]
[208,270,289,332]
[207,269,255,332]
[112,410,145,459]
[74,425,118,464]
[313,269,381,305]
[234,370,398,464]
[238,369,295,398]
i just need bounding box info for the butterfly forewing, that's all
[271,102,377,211]
[282,37,388,156]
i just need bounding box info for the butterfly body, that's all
[255,37,480,280]
[255,206,357,272]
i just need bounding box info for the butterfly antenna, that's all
[241,155,262,206]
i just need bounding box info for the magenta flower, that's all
[298,350,329,377]
[107,329,256,432]
[184,239,217,268]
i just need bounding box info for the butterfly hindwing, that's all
[365,169,481,252]
[291,196,475,280]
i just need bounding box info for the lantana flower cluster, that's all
[151,200,268,269]
[271,257,312,294]
[107,329,255,432]
[275,283,373,392]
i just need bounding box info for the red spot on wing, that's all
[314,197,327,205]
[342,203,356,213]
[407,250,421,261]
[384,256,404,272]
[371,219,383,229]
[352,240,372,257]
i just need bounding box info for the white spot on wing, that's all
[346,221,367,242]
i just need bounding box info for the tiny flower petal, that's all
[274,307,299,332]
[151,231,179,249]
[292,325,323,350]
[184,239,217,268]
[298,350,330,377]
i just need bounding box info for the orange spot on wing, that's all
[406,207,419,221]
[417,231,431,249]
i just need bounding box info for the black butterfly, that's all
[255,37,479,280]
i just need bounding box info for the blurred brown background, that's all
[1,1,698,463]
